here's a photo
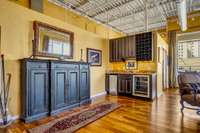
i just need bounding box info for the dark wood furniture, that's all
[178,72,200,115]
[117,74,133,95]
[105,73,156,100]
[109,32,153,62]
[135,32,153,61]
[21,59,90,122]
[109,36,135,62]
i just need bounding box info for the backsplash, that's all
[108,61,156,72]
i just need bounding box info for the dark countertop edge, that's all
[106,72,156,75]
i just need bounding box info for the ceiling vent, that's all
[30,0,43,13]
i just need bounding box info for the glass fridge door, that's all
[133,75,150,97]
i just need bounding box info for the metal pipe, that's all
[176,0,187,31]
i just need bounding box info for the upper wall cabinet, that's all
[109,32,153,62]
[33,21,74,59]
[135,32,153,61]
[109,36,135,62]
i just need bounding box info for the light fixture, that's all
[176,0,187,31]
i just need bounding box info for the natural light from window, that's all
[177,40,200,72]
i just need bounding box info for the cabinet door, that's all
[112,40,117,62]
[118,77,126,94]
[115,39,119,61]
[109,40,113,62]
[105,74,109,94]
[30,69,49,116]
[128,36,136,58]
[118,38,122,61]
[51,69,68,110]
[125,77,133,95]
[68,65,80,105]
[118,75,133,95]
[121,38,125,59]
[80,65,90,101]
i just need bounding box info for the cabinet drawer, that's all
[51,63,68,69]
[118,75,132,79]
[80,64,89,70]
[27,62,49,69]
[67,64,79,70]
[51,63,79,70]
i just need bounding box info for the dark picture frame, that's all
[33,21,74,59]
[125,59,137,70]
[87,48,102,66]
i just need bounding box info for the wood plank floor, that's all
[1,89,200,133]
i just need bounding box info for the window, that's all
[177,40,200,72]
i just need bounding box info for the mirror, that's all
[33,21,74,59]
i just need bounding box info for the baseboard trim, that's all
[0,115,19,123]
[91,91,107,99]
[157,92,163,98]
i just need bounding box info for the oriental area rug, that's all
[28,102,120,133]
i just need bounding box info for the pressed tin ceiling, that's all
[49,0,200,35]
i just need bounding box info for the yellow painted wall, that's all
[108,32,157,73]
[168,11,200,32]
[0,0,120,117]
[156,33,168,97]
[108,32,169,98]
[9,0,29,7]
[9,0,124,39]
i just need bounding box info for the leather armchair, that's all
[178,72,200,114]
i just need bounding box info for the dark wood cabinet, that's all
[109,32,153,62]
[126,36,135,58]
[80,64,90,103]
[51,63,69,114]
[67,64,79,105]
[118,75,132,95]
[51,69,68,111]
[136,32,153,61]
[105,73,156,100]
[109,36,135,62]
[21,60,50,122]
[29,66,49,117]
[21,59,90,122]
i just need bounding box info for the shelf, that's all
[136,32,153,61]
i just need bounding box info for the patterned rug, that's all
[28,102,120,133]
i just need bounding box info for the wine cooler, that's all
[132,75,150,98]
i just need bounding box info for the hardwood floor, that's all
[2,89,200,133]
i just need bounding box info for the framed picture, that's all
[33,21,74,59]
[126,59,137,70]
[87,48,102,66]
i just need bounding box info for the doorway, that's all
[162,48,169,89]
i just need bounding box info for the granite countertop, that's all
[106,70,156,75]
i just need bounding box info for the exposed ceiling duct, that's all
[176,0,187,31]
[49,0,200,34]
